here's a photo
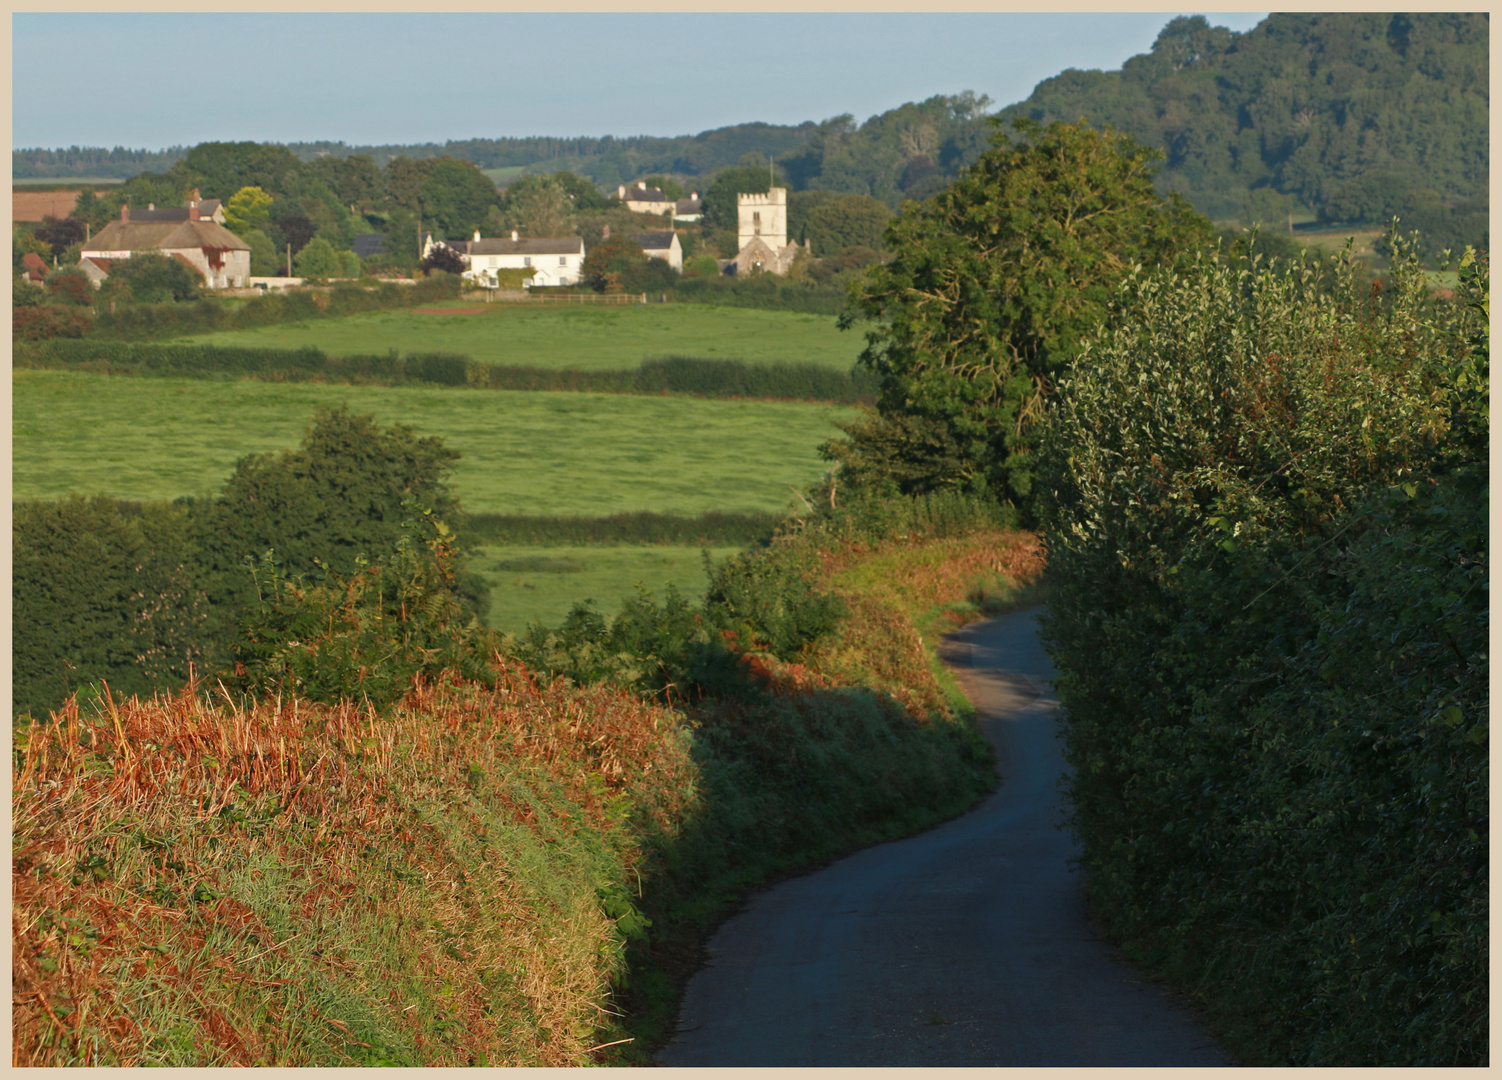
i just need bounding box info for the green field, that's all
[13,371,853,517]
[168,303,861,372]
[473,544,744,632]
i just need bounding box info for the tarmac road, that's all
[658,607,1231,1067]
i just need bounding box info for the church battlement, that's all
[737,187,788,253]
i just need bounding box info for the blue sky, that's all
[13,13,1269,150]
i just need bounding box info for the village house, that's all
[725,187,806,276]
[430,230,586,288]
[627,230,683,272]
[78,195,250,289]
[124,189,227,225]
[616,183,675,217]
[673,193,703,223]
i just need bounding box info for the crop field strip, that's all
[165,301,861,372]
[12,371,853,518]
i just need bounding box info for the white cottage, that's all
[453,230,586,287]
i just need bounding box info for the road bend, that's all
[657,606,1231,1067]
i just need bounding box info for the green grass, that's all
[473,544,745,632]
[164,302,860,371]
[12,371,853,517]
[481,166,529,185]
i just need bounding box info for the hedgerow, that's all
[1037,238,1487,1065]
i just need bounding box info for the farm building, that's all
[79,198,250,289]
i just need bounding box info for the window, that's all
[559,256,567,265]
[523,256,531,267]
[753,211,761,235]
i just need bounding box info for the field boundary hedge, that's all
[15,341,878,403]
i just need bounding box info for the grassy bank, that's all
[12,371,853,516]
[13,511,1046,1066]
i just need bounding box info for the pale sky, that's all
[13,13,1269,150]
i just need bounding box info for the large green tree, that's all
[419,156,501,239]
[494,174,577,237]
[829,118,1211,515]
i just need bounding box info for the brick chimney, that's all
[189,200,201,222]
[602,225,611,239]
[120,204,129,222]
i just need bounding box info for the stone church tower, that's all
[728,187,806,276]
[737,188,788,252]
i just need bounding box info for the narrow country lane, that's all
[658,607,1231,1067]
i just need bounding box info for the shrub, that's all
[1036,237,1485,1064]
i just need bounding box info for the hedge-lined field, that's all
[12,371,853,516]
[163,302,859,371]
[15,341,878,403]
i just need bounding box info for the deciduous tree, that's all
[829,118,1210,516]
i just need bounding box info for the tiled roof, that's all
[621,185,671,204]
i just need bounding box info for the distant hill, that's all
[13,13,1486,254]
[1000,12,1488,247]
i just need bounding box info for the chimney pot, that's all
[511,230,519,242]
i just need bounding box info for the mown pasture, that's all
[13,370,853,630]
[166,301,861,371]
[473,544,746,632]
[12,371,853,515]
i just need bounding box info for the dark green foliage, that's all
[418,156,502,239]
[461,510,780,548]
[797,194,892,258]
[670,274,848,316]
[12,498,209,718]
[777,94,995,206]
[103,253,202,303]
[233,509,500,709]
[833,117,1212,518]
[1003,13,1489,238]
[18,342,876,403]
[201,404,462,583]
[1037,238,1485,1064]
[700,164,782,231]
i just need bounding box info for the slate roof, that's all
[674,197,702,214]
[468,236,584,256]
[127,200,223,222]
[353,233,387,258]
[83,219,250,253]
[621,184,671,204]
[629,232,677,252]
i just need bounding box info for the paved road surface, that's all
[658,607,1231,1067]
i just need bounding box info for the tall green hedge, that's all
[1037,241,1487,1064]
